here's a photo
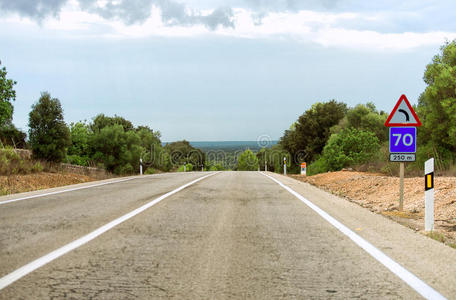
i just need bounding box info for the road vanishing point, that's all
[1,171,455,299]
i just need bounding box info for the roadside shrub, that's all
[31,162,43,173]
[0,147,37,175]
[144,168,155,174]
[309,128,380,174]
[237,149,259,171]
[66,154,90,167]
[178,163,193,172]
[308,156,329,175]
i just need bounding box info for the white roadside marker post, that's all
[140,158,143,175]
[301,162,307,176]
[283,157,287,175]
[265,160,267,172]
[425,158,435,232]
[184,162,186,172]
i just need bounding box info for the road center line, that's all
[261,172,446,300]
[0,173,168,206]
[0,172,218,291]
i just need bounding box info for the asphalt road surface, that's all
[1,171,455,299]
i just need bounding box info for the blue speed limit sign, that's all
[389,127,416,153]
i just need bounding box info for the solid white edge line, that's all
[0,172,180,206]
[0,172,218,290]
[260,172,446,300]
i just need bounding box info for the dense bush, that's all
[67,122,91,166]
[311,128,380,172]
[90,124,142,174]
[0,122,26,148]
[64,117,174,174]
[177,163,193,172]
[280,100,347,167]
[144,167,156,174]
[164,140,205,168]
[237,149,259,171]
[0,147,43,175]
[332,103,387,143]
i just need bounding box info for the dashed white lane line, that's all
[0,173,175,206]
[261,172,446,300]
[0,172,218,290]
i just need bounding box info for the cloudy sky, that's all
[1,0,455,141]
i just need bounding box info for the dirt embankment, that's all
[291,171,456,246]
[0,173,96,195]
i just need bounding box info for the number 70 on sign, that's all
[389,127,416,153]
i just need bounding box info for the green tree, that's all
[316,128,380,172]
[0,123,26,148]
[90,114,134,133]
[90,124,142,174]
[237,149,259,171]
[164,140,205,168]
[335,103,387,142]
[136,126,167,170]
[28,92,70,162]
[67,122,92,166]
[418,40,456,154]
[0,60,17,127]
[280,100,347,165]
[256,145,291,173]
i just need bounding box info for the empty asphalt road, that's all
[1,171,455,299]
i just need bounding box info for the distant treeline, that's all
[0,68,212,174]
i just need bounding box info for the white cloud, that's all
[1,2,455,51]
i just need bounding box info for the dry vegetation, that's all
[291,171,456,248]
[0,173,95,195]
[0,148,107,195]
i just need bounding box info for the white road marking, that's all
[261,172,446,300]
[0,172,218,290]
[0,173,170,206]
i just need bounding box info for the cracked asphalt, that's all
[1,171,454,299]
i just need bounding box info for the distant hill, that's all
[189,141,278,152]
[162,141,278,152]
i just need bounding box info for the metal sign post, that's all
[425,158,435,232]
[399,162,404,211]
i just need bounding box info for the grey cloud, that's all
[196,7,235,30]
[78,0,154,24]
[0,0,234,29]
[0,0,67,20]
[238,0,340,25]
[242,0,340,11]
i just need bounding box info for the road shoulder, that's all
[266,171,456,299]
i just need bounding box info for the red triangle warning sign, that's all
[385,94,421,127]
